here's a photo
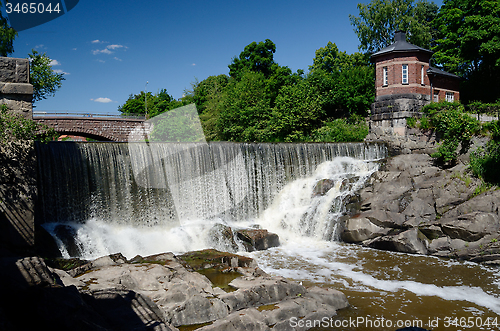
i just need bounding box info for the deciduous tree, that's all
[432,0,500,102]
[349,0,438,53]
[28,50,65,104]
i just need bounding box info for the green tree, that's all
[0,10,17,56]
[216,71,272,141]
[432,0,500,103]
[193,74,229,114]
[310,42,368,73]
[266,80,324,142]
[228,39,278,80]
[350,0,439,53]
[117,89,186,118]
[28,50,65,104]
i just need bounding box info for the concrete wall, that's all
[0,57,33,118]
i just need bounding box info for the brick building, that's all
[370,31,460,135]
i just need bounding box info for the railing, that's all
[32,111,146,120]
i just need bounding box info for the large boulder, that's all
[340,217,390,243]
[235,229,280,252]
[367,228,429,255]
[440,212,500,241]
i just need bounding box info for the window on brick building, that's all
[402,64,408,84]
[383,67,388,86]
[446,92,454,102]
[421,65,424,85]
[434,90,440,102]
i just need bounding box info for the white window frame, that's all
[402,64,408,84]
[383,66,388,86]
[446,92,454,102]
[421,65,425,85]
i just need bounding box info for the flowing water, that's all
[36,141,500,330]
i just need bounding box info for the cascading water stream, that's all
[36,141,500,328]
[36,141,384,258]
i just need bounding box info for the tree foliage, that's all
[0,10,17,56]
[118,89,189,118]
[432,0,500,102]
[28,50,65,104]
[423,101,480,165]
[349,0,438,53]
[0,105,57,144]
[228,39,278,80]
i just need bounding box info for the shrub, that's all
[422,101,480,165]
[311,116,368,142]
[0,104,57,144]
[470,120,500,185]
[406,117,417,128]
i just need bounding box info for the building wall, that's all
[431,75,460,102]
[375,52,432,99]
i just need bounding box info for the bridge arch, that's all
[34,115,147,142]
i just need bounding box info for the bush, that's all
[311,116,368,142]
[0,105,57,144]
[470,120,500,185]
[406,117,417,128]
[421,101,480,165]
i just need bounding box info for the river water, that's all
[36,141,500,330]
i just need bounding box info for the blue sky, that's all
[7,0,442,115]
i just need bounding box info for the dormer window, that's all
[402,64,408,84]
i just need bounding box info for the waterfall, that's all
[36,142,386,258]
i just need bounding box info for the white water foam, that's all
[250,241,500,315]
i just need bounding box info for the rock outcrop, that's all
[0,250,349,330]
[339,153,500,264]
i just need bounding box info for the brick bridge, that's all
[33,113,148,141]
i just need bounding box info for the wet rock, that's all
[440,212,500,241]
[53,224,81,257]
[219,276,306,312]
[178,249,257,271]
[367,228,429,254]
[60,250,348,329]
[235,229,280,252]
[68,253,127,277]
[312,179,335,197]
[207,224,239,253]
[340,217,390,243]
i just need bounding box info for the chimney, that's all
[394,31,406,42]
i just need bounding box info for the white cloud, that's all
[107,44,124,50]
[53,69,69,75]
[92,48,113,55]
[96,59,105,63]
[49,59,61,66]
[113,57,122,61]
[92,44,127,56]
[191,63,196,66]
[91,97,114,103]
[91,39,107,44]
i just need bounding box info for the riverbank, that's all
[353,128,500,264]
[0,249,348,331]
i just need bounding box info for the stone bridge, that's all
[34,114,148,141]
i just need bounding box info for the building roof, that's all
[371,31,433,59]
[427,66,460,79]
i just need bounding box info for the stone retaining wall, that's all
[0,57,33,118]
